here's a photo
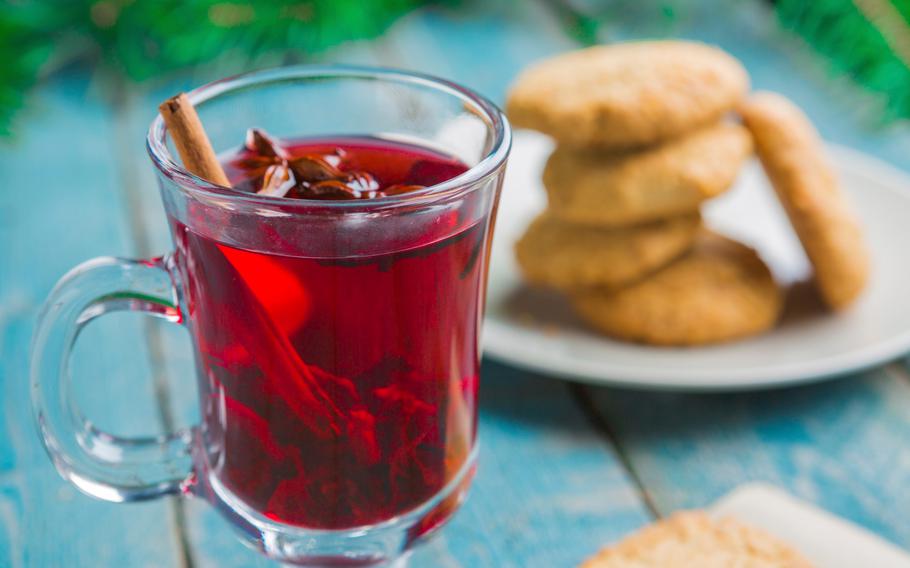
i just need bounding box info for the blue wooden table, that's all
[4,2,910,566]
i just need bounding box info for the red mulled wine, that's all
[171,132,482,529]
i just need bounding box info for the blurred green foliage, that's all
[3,0,910,136]
[776,0,910,123]
[0,0,443,135]
[0,6,52,136]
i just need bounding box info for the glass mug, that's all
[31,66,510,566]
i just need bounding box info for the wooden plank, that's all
[410,363,651,567]
[0,73,183,567]
[2,315,184,568]
[378,1,575,101]
[585,368,910,548]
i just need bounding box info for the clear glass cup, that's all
[30,66,510,566]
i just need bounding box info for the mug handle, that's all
[30,255,195,502]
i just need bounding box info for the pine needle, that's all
[776,0,910,122]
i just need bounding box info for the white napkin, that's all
[710,484,910,567]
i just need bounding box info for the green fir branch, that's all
[776,0,910,122]
[0,0,446,137]
[0,4,53,136]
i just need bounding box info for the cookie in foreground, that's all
[740,91,870,310]
[580,511,814,567]
[506,41,749,149]
[572,231,781,346]
[544,123,753,226]
[515,213,700,291]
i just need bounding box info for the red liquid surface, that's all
[172,137,481,529]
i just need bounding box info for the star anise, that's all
[240,128,426,200]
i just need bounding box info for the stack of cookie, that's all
[507,41,871,346]
[507,41,779,345]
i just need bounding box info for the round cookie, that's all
[740,92,869,310]
[581,512,815,568]
[506,41,749,150]
[572,231,781,346]
[544,123,753,226]
[515,213,700,291]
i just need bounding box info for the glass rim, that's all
[146,64,511,211]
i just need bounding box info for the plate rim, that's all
[482,141,910,391]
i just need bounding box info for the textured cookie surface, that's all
[515,213,700,291]
[572,231,781,346]
[544,123,753,226]
[580,511,815,568]
[506,41,749,149]
[740,92,869,310]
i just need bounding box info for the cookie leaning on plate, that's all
[506,41,749,150]
[572,231,781,346]
[580,511,815,567]
[544,123,753,226]
[515,213,700,290]
[740,92,870,310]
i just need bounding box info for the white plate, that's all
[710,484,910,567]
[482,131,910,390]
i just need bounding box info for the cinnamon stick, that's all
[158,93,231,187]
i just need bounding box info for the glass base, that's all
[192,446,478,567]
